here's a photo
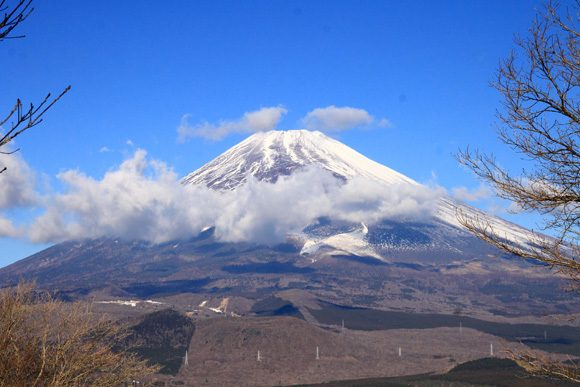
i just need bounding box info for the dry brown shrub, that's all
[0,281,160,386]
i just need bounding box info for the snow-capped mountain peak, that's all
[181,130,418,190]
[181,129,540,262]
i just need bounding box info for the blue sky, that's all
[0,0,544,268]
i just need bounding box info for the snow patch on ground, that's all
[299,222,384,261]
[96,300,165,307]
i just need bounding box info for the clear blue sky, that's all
[0,0,544,268]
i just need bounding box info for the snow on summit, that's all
[181,130,418,191]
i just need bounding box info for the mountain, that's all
[0,130,570,319]
[184,130,536,262]
[181,130,417,190]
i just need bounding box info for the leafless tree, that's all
[0,0,70,174]
[456,1,580,382]
[0,281,161,386]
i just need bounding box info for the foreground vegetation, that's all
[0,281,159,386]
[122,308,196,375]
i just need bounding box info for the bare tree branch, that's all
[0,86,71,149]
[0,1,70,174]
[0,0,32,41]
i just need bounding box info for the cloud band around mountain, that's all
[18,150,440,245]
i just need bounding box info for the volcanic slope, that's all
[0,130,569,318]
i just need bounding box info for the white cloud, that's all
[451,184,493,202]
[99,147,111,153]
[28,150,222,243]
[25,151,441,245]
[177,106,288,142]
[213,168,339,243]
[0,215,17,238]
[485,200,523,216]
[0,152,36,238]
[301,106,389,131]
[328,176,443,223]
[0,152,37,209]
[377,118,392,128]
